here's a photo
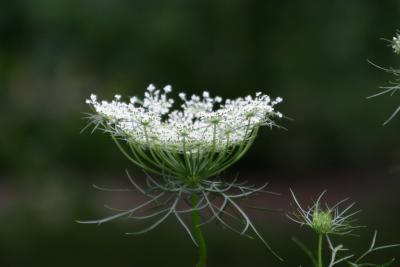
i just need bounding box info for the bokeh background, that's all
[1,1,400,266]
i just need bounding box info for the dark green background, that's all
[1,1,399,266]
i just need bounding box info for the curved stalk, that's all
[318,234,323,267]
[192,194,207,267]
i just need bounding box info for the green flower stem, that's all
[192,194,207,267]
[317,234,323,267]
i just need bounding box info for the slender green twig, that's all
[318,234,323,267]
[192,194,207,267]
[292,237,317,267]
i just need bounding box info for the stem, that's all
[192,194,207,267]
[318,234,323,267]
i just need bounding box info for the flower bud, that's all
[392,33,400,55]
[312,209,333,234]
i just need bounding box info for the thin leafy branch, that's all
[368,31,400,125]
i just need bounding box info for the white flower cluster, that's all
[392,33,400,55]
[86,84,282,153]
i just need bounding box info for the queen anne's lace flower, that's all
[86,84,282,154]
[80,84,283,261]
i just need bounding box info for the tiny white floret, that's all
[86,84,283,153]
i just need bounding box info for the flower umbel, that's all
[85,84,282,156]
[83,84,282,186]
[79,84,284,263]
[288,190,361,236]
[391,32,400,55]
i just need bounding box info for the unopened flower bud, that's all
[312,209,333,234]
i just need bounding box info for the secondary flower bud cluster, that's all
[392,33,400,55]
[86,84,282,154]
[288,190,360,236]
[312,208,333,234]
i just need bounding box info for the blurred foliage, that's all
[1,0,400,177]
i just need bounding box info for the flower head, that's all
[86,84,282,155]
[80,84,284,260]
[288,190,361,236]
[85,84,283,181]
[391,32,400,55]
[312,209,333,234]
